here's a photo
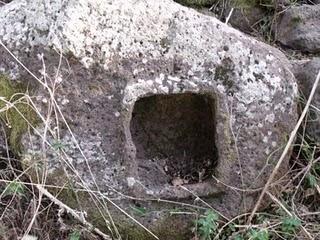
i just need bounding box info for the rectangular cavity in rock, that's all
[130,93,218,185]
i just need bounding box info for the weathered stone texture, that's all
[292,58,320,142]
[276,4,320,53]
[0,0,298,238]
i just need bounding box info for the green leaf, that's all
[196,210,219,240]
[3,180,25,197]
[130,205,147,216]
[281,216,301,234]
[69,230,81,240]
[306,174,317,188]
[234,234,245,240]
[229,224,236,232]
[52,140,66,150]
[248,229,269,240]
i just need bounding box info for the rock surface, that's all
[276,4,320,53]
[292,58,320,142]
[226,6,265,33]
[0,0,298,238]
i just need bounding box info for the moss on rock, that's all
[53,186,196,240]
[0,74,39,153]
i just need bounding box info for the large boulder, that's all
[276,4,320,53]
[0,0,298,238]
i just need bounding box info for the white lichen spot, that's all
[127,177,136,187]
[133,69,139,75]
[266,54,275,62]
[146,80,153,85]
[263,136,268,143]
[159,73,165,81]
[217,84,225,94]
[187,70,194,76]
[159,85,169,93]
[265,148,270,155]
[236,103,247,112]
[168,75,181,82]
[265,113,275,123]
[188,81,197,88]
[61,98,69,105]
[155,77,163,84]
[146,189,155,195]
[56,76,63,84]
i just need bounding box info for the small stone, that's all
[276,4,320,53]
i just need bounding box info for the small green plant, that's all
[0,74,39,153]
[248,229,269,240]
[130,205,147,217]
[306,173,317,188]
[69,230,81,240]
[52,139,66,151]
[281,216,301,234]
[196,210,219,240]
[234,234,245,240]
[3,180,25,197]
[220,224,238,240]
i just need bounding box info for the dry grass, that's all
[1,2,320,239]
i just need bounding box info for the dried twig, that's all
[179,185,229,221]
[225,8,234,24]
[266,191,313,240]
[36,185,112,240]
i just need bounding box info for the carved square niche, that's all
[128,93,219,197]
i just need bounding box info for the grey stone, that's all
[226,6,265,33]
[0,0,298,238]
[292,58,320,142]
[276,4,320,53]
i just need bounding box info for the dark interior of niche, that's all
[130,93,218,185]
